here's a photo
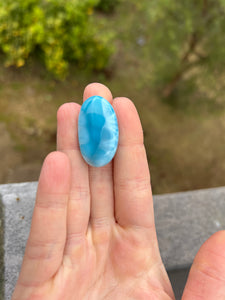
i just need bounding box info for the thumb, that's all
[182,230,225,300]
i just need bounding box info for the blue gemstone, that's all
[78,95,119,167]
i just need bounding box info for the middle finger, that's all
[83,83,115,230]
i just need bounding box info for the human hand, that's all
[12,83,225,300]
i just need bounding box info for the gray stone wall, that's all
[0,182,225,300]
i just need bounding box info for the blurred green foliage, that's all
[0,0,114,79]
[96,0,120,13]
[138,0,225,99]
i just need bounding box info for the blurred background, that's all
[0,0,225,194]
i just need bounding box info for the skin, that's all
[12,83,225,300]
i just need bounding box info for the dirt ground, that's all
[1,60,225,195]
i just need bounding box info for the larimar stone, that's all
[78,95,119,167]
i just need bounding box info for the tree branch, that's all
[162,54,207,98]
[181,32,199,63]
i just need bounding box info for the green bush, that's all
[96,0,120,13]
[0,0,114,79]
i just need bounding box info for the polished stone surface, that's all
[78,95,119,167]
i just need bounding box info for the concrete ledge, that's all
[0,182,225,300]
[0,182,37,300]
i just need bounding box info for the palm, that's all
[12,83,225,300]
[53,223,173,300]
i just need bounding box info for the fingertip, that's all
[38,151,71,194]
[83,82,113,104]
[113,96,134,105]
[43,150,70,166]
[113,97,137,119]
[195,230,225,261]
[57,102,81,150]
[207,230,225,243]
[57,102,81,123]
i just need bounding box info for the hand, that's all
[12,83,225,300]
